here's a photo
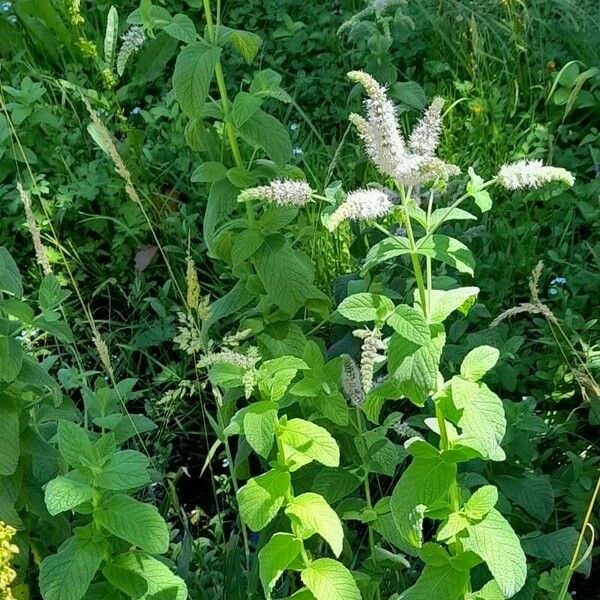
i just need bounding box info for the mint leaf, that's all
[242,402,278,458]
[337,293,394,324]
[258,533,303,599]
[95,450,151,490]
[386,304,430,345]
[237,469,291,531]
[57,421,95,469]
[0,403,19,476]
[44,475,94,515]
[464,485,498,520]
[301,558,361,600]
[460,346,500,381]
[286,493,344,557]
[0,335,23,383]
[95,494,169,553]
[425,287,479,324]
[278,418,340,471]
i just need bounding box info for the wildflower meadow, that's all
[0,1,599,599]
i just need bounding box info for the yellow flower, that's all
[0,521,19,598]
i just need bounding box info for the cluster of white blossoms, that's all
[198,347,260,398]
[341,355,365,407]
[348,70,460,188]
[353,328,386,393]
[120,26,146,54]
[239,179,313,207]
[326,188,394,231]
[497,159,575,190]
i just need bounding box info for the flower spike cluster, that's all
[497,159,575,190]
[348,70,459,187]
[326,188,394,231]
[239,180,313,207]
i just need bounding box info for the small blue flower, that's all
[1,2,11,12]
[221,458,229,468]
[551,276,567,286]
[289,122,299,132]
[548,287,558,297]
[130,106,141,115]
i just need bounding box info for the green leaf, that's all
[0,247,23,297]
[250,69,283,97]
[44,475,95,515]
[0,404,19,476]
[39,536,104,600]
[95,494,169,553]
[301,559,360,600]
[203,179,238,254]
[467,168,493,213]
[104,6,119,66]
[399,561,469,600]
[495,473,554,523]
[436,512,470,541]
[450,378,506,461]
[103,561,149,598]
[220,27,262,63]
[463,485,498,520]
[386,305,431,345]
[257,356,308,402]
[416,235,475,276]
[243,402,278,458]
[460,346,500,381]
[163,13,197,43]
[110,552,187,600]
[231,229,264,266]
[237,469,291,531]
[462,508,527,598]
[388,324,445,407]
[391,443,457,548]
[258,533,303,599]
[337,293,394,324]
[429,207,477,230]
[0,335,22,383]
[172,42,221,118]
[95,450,151,490]
[468,580,504,600]
[286,493,344,557]
[363,379,404,424]
[38,273,70,311]
[391,80,426,109]
[254,236,314,315]
[190,161,227,183]
[278,418,340,471]
[238,109,292,164]
[312,468,362,504]
[232,91,262,128]
[426,287,479,324]
[363,236,411,272]
[57,421,95,469]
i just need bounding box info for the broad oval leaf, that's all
[337,293,394,324]
[301,558,361,600]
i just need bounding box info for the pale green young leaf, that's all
[300,559,361,600]
[399,562,469,600]
[95,494,169,553]
[391,452,456,548]
[95,450,151,490]
[110,552,187,600]
[0,404,19,475]
[468,580,505,600]
[437,512,470,541]
[337,293,394,324]
[463,485,498,520]
[463,508,527,598]
[219,27,262,63]
[237,469,291,531]
[388,324,445,407]
[242,402,278,458]
[278,418,340,471]
[429,207,477,230]
[258,533,303,599]
[460,346,500,382]
[286,493,344,557]
[425,287,479,324]
[467,167,493,213]
[44,475,94,515]
[172,42,221,119]
[39,536,104,600]
[386,304,430,345]
[57,420,95,469]
[450,377,506,461]
[254,236,314,315]
[257,356,308,402]
[362,236,411,272]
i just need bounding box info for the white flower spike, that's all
[498,159,575,190]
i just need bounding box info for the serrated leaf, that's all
[460,346,500,381]
[243,402,278,458]
[57,421,95,468]
[301,558,361,600]
[399,561,469,600]
[44,475,94,515]
[416,235,475,276]
[110,552,187,600]
[388,324,445,406]
[259,533,303,599]
[95,450,151,490]
[450,378,506,461]
[521,527,590,575]
[463,508,527,598]
[363,236,411,272]
[95,494,169,553]
[429,207,477,229]
[312,468,362,504]
[103,561,149,598]
[337,293,394,324]
[232,91,262,128]
[173,42,220,119]
[386,305,430,345]
[220,27,262,63]
[0,405,19,476]
[467,168,493,213]
[391,449,456,548]
[437,512,470,541]
[190,161,227,183]
[0,335,22,383]
[425,287,479,324]
[257,356,308,402]
[238,109,292,164]
[231,229,264,266]
[278,418,340,471]
[0,247,23,297]
[464,485,498,520]
[39,536,104,600]
[495,473,554,523]
[163,13,197,43]
[286,493,344,557]
[254,236,314,315]
[237,469,291,531]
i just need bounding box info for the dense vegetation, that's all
[1,1,599,599]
